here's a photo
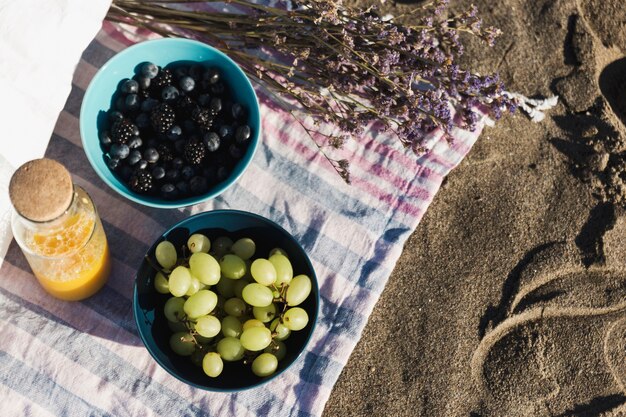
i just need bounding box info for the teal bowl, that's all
[133,210,319,391]
[80,38,261,208]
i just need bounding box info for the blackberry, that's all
[110,118,136,144]
[128,169,153,194]
[184,139,206,165]
[175,96,196,118]
[151,68,172,89]
[150,103,175,133]
[191,106,214,130]
[156,143,174,164]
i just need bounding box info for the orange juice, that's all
[25,208,110,301]
[11,181,110,301]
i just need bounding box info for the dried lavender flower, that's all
[108,0,517,182]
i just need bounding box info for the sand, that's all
[324,0,626,416]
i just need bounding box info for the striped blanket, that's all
[0,22,484,417]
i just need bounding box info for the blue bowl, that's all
[133,210,319,391]
[80,38,261,208]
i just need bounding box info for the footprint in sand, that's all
[472,242,626,417]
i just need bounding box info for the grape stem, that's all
[144,255,170,275]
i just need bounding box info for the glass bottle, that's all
[9,158,110,300]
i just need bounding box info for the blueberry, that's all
[209,97,222,114]
[176,180,190,195]
[160,183,178,199]
[198,94,211,107]
[119,165,133,181]
[108,110,124,123]
[166,125,182,141]
[182,119,196,134]
[115,96,126,112]
[179,76,195,93]
[141,62,159,79]
[128,136,142,149]
[125,94,140,111]
[231,103,246,120]
[136,112,150,129]
[174,139,186,154]
[144,147,160,163]
[110,143,130,159]
[165,168,180,181]
[99,130,112,147]
[173,66,188,79]
[107,157,120,170]
[152,166,166,180]
[161,85,180,102]
[229,144,244,159]
[137,76,151,90]
[203,132,221,152]
[172,157,184,170]
[235,125,251,144]
[141,98,159,112]
[181,165,195,180]
[204,68,220,85]
[210,82,225,95]
[145,138,158,148]
[202,166,217,182]
[190,176,209,195]
[218,125,233,140]
[189,65,203,81]
[120,79,139,94]
[136,160,149,170]
[217,166,229,181]
[127,150,142,165]
[131,124,140,136]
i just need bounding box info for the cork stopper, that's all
[9,159,74,222]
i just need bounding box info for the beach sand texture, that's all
[326,0,626,416]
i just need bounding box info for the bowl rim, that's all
[80,37,261,209]
[133,209,320,392]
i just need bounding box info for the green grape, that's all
[154,272,169,294]
[216,277,236,298]
[202,352,224,377]
[164,297,186,322]
[195,315,221,338]
[185,276,201,296]
[242,319,265,330]
[213,236,233,258]
[270,318,291,341]
[269,254,293,287]
[233,279,249,299]
[250,259,277,286]
[155,240,177,270]
[224,297,247,317]
[242,283,274,307]
[189,252,220,286]
[187,233,211,254]
[219,254,246,279]
[169,266,192,297]
[251,353,278,377]
[282,307,309,331]
[217,337,244,361]
[183,290,218,319]
[221,315,243,338]
[239,327,272,351]
[269,247,288,258]
[286,275,312,306]
[169,332,196,356]
[168,320,187,333]
[253,303,277,323]
[264,341,287,361]
[231,237,256,260]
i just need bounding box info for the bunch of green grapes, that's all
[152,233,312,378]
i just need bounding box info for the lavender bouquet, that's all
[107,0,517,182]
